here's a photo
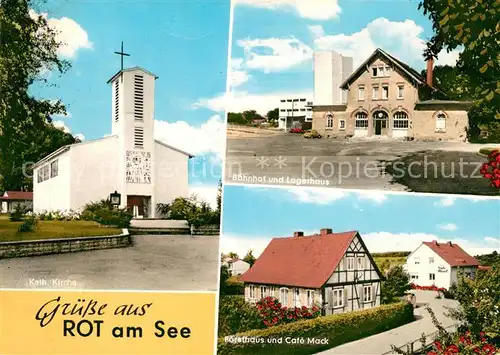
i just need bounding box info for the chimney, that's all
[432,240,439,246]
[320,228,333,235]
[426,57,434,86]
[293,231,304,237]
[448,241,453,247]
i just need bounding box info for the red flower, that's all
[434,341,443,351]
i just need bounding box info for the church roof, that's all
[155,140,195,158]
[107,67,159,84]
[240,230,367,288]
[340,48,441,92]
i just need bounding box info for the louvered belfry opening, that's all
[114,80,119,122]
[134,126,144,148]
[134,74,144,120]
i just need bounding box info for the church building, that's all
[32,65,193,218]
[311,49,471,141]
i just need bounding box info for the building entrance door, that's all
[127,196,151,218]
[373,111,389,136]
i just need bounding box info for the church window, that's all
[50,160,58,178]
[436,112,446,132]
[355,112,368,129]
[393,111,409,129]
[114,81,119,122]
[325,114,334,129]
[134,75,144,121]
[134,127,144,148]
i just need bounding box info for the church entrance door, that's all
[127,195,151,218]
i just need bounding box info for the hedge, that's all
[217,301,414,355]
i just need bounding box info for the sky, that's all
[195,0,463,116]
[30,0,230,207]
[221,184,500,258]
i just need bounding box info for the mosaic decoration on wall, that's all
[126,150,152,184]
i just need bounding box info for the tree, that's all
[216,180,222,215]
[381,265,411,304]
[227,252,239,260]
[219,265,231,296]
[418,0,499,117]
[446,262,500,337]
[242,249,256,267]
[266,108,279,123]
[0,0,77,192]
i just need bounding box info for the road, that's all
[225,135,495,192]
[316,290,460,355]
[0,234,219,291]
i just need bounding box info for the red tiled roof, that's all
[1,191,33,200]
[239,230,359,288]
[423,241,479,267]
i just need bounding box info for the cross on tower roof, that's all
[114,41,130,71]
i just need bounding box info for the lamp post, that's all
[110,191,121,210]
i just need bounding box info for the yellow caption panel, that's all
[0,290,216,355]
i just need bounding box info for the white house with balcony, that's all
[278,97,313,130]
[405,241,480,290]
[32,66,193,218]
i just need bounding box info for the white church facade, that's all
[33,67,193,218]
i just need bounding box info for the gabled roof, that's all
[107,67,159,84]
[423,241,479,267]
[32,135,118,169]
[239,230,359,289]
[154,140,195,158]
[1,191,33,200]
[340,48,440,91]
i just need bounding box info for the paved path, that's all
[225,135,498,193]
[130,219,189,229]
[316,291,459,355]
[0,235,218,291]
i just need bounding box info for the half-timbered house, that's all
[239,229,384,315]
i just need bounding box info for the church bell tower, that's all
[107,43,159,215]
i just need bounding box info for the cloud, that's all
[356,190,388,204]
[309,25,325,39]
[221,231,499,258]
[234,0,341,20]
[52,120,70,133]
[154,115,225,159]
[193,90,312,115]
[189,184,219,209]
[438,223,458,232]
[314,17,461,69]
[290,188,347,204]
[29,10,93,59]
[74,133,85,141]
[434,196,455,207]
[237,37,313,73]
[229,58,251,88]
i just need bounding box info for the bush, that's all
[81,199,132,228]
[256,297,321,327]
[218,296,264,338]
[218,302,414,355]
[9,204,27,222]
[18,215,38,233]
[381,265,411,304]
[304,129,321,138]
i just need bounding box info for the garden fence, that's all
[382,324,458,355]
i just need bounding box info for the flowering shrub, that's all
[33,210,82,221]
[289,128,304,133]
[255,296,321,327]
[480,150,500,188]
[428,331,497,355]
[410,283,446,292]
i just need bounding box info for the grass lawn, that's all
[0,219,122,242]
[384,151,499,195]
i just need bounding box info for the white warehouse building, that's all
[278,97,313,130]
